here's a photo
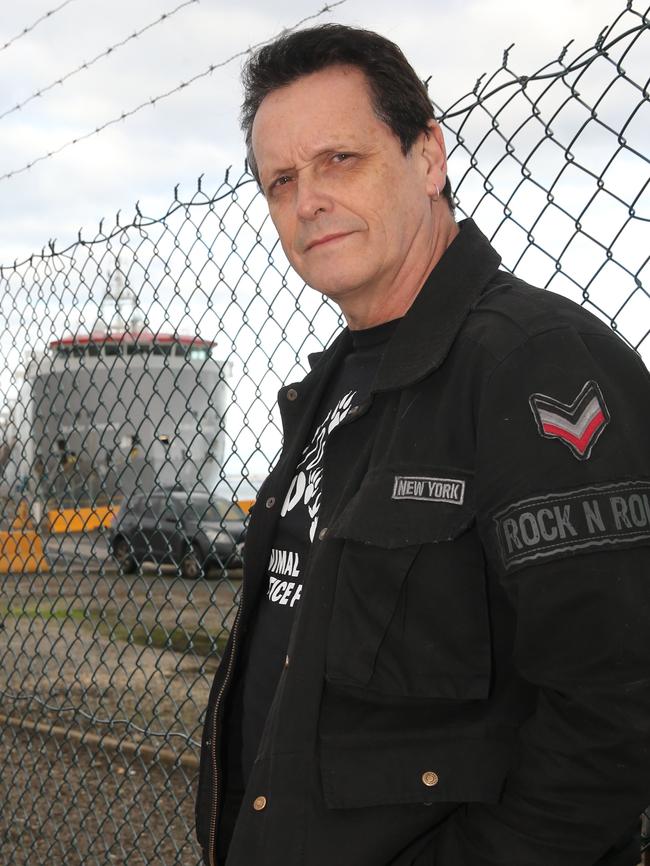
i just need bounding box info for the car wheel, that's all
[181,542,204,580]
[113,537,137,574]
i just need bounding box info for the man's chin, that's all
[302,273,366,303]
[310,284,357,305]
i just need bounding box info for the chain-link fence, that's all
[0,2,649,864]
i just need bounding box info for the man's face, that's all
[251,65,443,305]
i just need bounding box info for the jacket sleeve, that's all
[435,325,650,866]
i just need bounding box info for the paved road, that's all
[43,527,110,573]
[44,529,243,580]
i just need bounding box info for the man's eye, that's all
[272,175,292,189]
[332,153,351,163]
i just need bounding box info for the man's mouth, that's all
[306,232,352,251]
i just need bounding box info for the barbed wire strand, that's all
[1,0,79,54]
[0,0,199,124]
[437,17,648,122]
[0,0,348,185]
[0,167,257,269]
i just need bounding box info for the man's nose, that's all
[295,176,331,221]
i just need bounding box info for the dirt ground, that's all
[0,723,201,866]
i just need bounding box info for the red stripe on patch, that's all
[542,410,606,456]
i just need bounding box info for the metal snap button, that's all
[422,771,439,787]
[286,388,298,401]
[265,497,276,509]
[253,795,267,811]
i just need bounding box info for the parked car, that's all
[110,490,247,579]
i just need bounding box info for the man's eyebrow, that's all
[267,165,295,181]
[264,146,359,187]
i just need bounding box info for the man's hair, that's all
[240,23,454,209]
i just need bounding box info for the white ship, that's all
[7,279,232,511]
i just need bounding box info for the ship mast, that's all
[97,258,143,336]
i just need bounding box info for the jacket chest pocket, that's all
[325,469,492,700]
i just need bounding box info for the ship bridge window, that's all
[188,347,210,361]
[151,344,172,356]
[71,345,85,357]
[104,344,121,357]
[126,344,150,356]
[87,344,100,357]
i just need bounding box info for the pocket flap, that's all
[328,467,475,548]
[321,735,513,809]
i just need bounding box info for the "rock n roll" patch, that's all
[493,480,650,570]
[529,380,609,460]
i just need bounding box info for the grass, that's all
[96,617,228,656]
[0,602,227,657]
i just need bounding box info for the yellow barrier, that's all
[48,506,117,534]
[48,500,252,534]
[0,530,49,573]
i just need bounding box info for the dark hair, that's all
[240,23,453,209]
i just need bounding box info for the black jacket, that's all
[196,219,650,866]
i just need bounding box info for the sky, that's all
[0,0,639,264]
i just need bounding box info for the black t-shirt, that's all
[223,318,400,806]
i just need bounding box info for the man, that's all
[196,24,650,866]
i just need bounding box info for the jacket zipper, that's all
[206,404,367,862]
[208,586,244,866]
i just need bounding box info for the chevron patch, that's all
[529,380,610,461]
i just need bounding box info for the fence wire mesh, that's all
[0,2,649,864]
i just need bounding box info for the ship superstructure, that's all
[25,281,231,508]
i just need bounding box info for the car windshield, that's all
[185,498,246,524]
[117,496,144,517]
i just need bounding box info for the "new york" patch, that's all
[392,475,465,505]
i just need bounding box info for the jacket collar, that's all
[373,218,501,391]
[308,218,501,391]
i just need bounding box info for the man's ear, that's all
[420,119,448,200]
